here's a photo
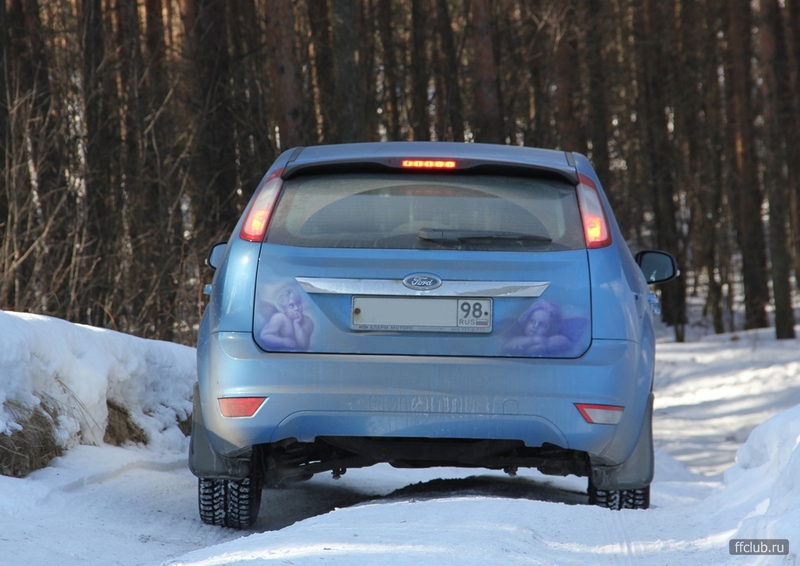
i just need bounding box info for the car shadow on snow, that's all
[252,480,380,531]
[249,474,589,532]
[383,475,589,505]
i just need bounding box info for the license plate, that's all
[351,297,492,333]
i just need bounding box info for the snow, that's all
[1,308,799,565]
[0,311,194,451]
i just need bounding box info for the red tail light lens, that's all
[575,403,624,425]
[218,397,266,418]
[576,173,612,249]
[239,168,284,242]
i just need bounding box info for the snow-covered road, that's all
[1,311,799,565]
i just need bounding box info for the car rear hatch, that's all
[252,165,593,359]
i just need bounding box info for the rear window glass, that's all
[266,173,585,251]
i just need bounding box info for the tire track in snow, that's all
[600,509,643,565]
[58,457,187,493]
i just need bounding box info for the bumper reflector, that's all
[218,397,266,418]
[575,403,624,425]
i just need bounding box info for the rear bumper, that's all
[197,331,651,467]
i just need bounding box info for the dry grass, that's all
[104,399,147,446]
[177,415,192,437]
[0,402,63,478]
[2,398,190,477]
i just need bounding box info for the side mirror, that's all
[206,241,228,270]
[634,250,679,284]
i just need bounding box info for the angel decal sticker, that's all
[258,286,314,351]
[502,300,587,357]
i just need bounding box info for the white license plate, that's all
[351,297,492,333]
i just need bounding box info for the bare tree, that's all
[1,0,798,346]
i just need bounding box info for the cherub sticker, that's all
[503,300,587,357]
[258,285,314,351]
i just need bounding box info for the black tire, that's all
[588,479,650,510]
[198,474,262,529]
[198,478,226,526]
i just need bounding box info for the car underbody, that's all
[255,436,592,487]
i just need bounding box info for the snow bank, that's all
[721,403,800,551]
[0,310,196,451]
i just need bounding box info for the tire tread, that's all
[198,475,262,528]
[588,481,650,510]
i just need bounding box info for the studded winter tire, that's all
[588,479,650,510]
[198,474,262,529]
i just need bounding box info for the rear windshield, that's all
[266,173,585,251]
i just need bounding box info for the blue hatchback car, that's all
[190,142,677,528]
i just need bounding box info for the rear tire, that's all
[588,479,650,510]
[198,473,262,528]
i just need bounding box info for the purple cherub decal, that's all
[503,300,572,356]
[258,286,314,351]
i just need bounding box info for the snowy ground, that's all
[1,309,799,565]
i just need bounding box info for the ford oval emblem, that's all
[403,274,443,290]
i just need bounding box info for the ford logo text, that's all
[403,274,443,290]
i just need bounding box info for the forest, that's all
[1,0,798,344]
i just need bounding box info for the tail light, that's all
[576,173,612,249]
[219,397,266,418]
[239,168,285,242]
[575,403,624,425]
[401,159,457,169]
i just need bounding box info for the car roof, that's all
[282,142,579,184]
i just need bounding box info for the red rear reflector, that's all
[575,403,624,425]
[240,168,284,242]
[401,159,457,169]
[219,397,266,418]
[576,173,612,249]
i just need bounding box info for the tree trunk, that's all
[376,0,401,140]
[330,0,366,143]
[434,0,464,142]
[521,1,547,148]
[554,2,582,152]
[583,0,611,190]
[409,0,429,140]
[307,0,337,143]
[782,0,800,288]
[0,0,7,258]
[81,0,120,327]
[635,0,687,341]
[0,0,6,142]
[701,0,727,335]
[676,0,725,335]
[360,0,380,142]
[5,0,68,313]
[116,0,145,333]
[726,0,771,330]
[471,0,503,143]
[266,0,303,150]
[758,0,796,339]
[186,0,238,243]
